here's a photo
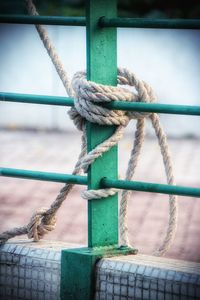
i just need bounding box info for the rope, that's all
[0,0,178,256]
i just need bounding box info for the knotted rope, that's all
[0,0,178,256]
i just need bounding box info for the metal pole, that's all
[2,92,200,116]
[100,17,200,29]
[0,15,86,26]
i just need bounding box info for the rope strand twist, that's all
[0,0,178,256]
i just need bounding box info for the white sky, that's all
[0,24,199,136]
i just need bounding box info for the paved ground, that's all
[0,129,199,262]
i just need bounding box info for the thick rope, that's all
[0,0,178,256]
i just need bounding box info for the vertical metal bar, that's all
[61,2,117,299]
[86,0,118,247]
[61,2,135,299]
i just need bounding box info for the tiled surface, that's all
[0,130,200,262]
[1,242,200,300]
[96,256,200,300]
[0,242,62,300]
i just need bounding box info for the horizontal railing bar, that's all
[102,101,200,116]
[101,178,200,198]
[0,167,87,185]
[100,17,200,29]
[0,92,74,106]
[1,92,200,116]
[1,15,199,29]
[0,14,86,26]
[1,167,200,198]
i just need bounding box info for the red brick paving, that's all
[0,130,200,262]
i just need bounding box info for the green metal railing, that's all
[0,1,200,299]
[100,17,200,29]
[1,14,200,29]
[0,14,86,26]
[1,92,200,116]
[1,167,200,198]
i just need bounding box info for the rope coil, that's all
[0,0,178,256]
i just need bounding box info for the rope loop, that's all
[69,68,156,130]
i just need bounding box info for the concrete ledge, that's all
[0,240,200,299]
[0,240,79,300]
[96,255,200,299]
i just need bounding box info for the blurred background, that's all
[0,0,200,135]
[0,1,200,262]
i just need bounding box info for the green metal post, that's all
[61,1,136,299]
[61,1,117,299]
[86,0,118,248]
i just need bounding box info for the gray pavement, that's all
[0,129,199,262]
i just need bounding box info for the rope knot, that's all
[68,68,157,130]
[27,207,56,241]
